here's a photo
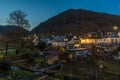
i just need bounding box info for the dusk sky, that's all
[0,0,120,30]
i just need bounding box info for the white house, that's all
[52,35,80,47]
[81,31,120,44]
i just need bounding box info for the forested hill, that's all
[0,25,29,35]
[0,25,17,35]
[32,9,120,35]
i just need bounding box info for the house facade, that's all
[81,31,120,44]
[51,35,80,48]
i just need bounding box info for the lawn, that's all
[0,49,16,56]
[98,60,120,74]
[60,57,120,80]
[0,78,7,80]
[7,69,35,78]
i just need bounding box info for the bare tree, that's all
[5,10,30,55]
[7,10,30,29]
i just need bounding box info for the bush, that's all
[8,70,34,78]
[0,78,6,80]
[0,59,11,73]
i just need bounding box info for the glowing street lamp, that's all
[113,26,118,31]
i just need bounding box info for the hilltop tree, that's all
[7,10,30,29]
[5,10,30,55]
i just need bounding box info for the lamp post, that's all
[113,26,118,32]
[99,64,103,80]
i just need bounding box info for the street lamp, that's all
[99,64,103,80]
[113,26,118,32]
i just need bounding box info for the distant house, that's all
[52,35,80,48]
[92,45,115,53]
[45,50,62,65]
[81,31,120,44]
[52,41,67,47]
[40,35,54,45]
[32,38,39,46]
[93,46,106,53]
[52,36,66,47]
[67,48,90,62]
[117,31,120,37]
